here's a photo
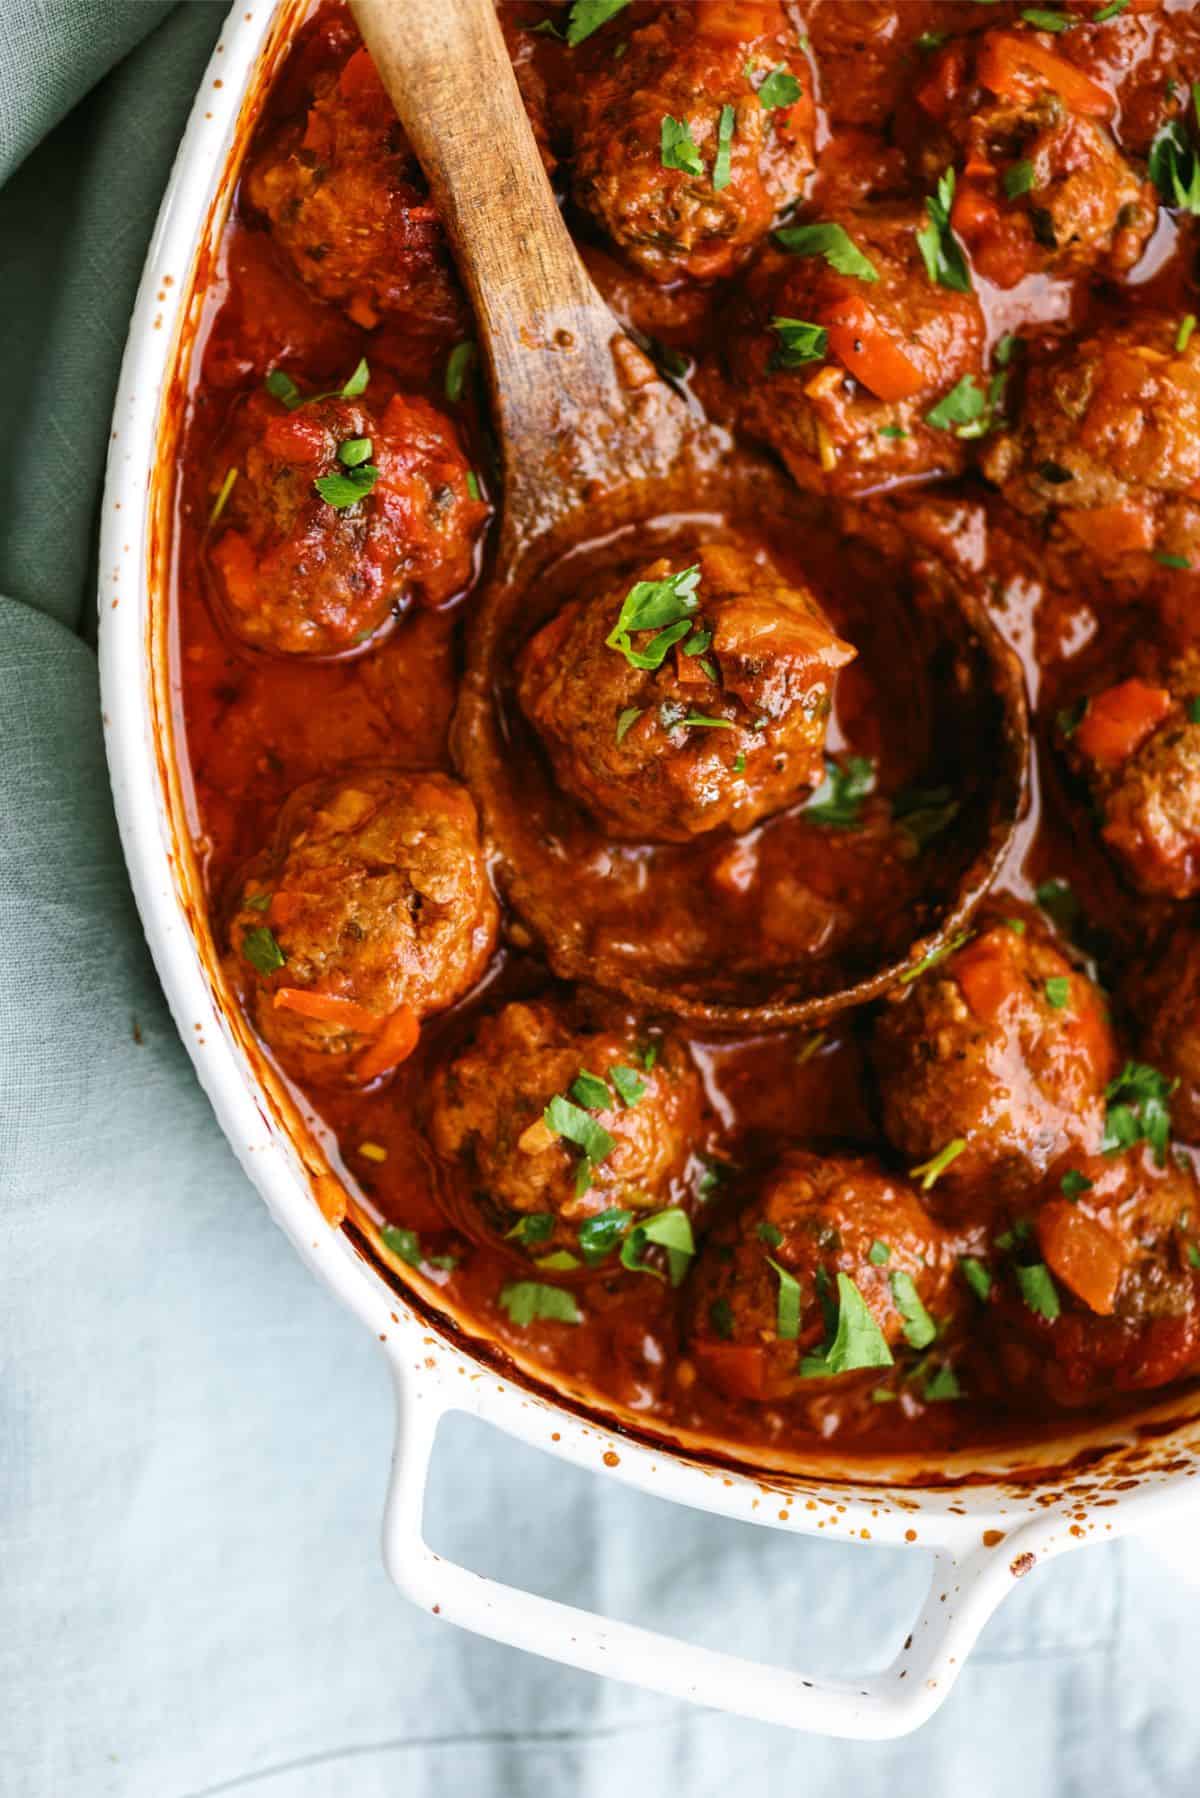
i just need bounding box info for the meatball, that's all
[906,27,1155,290]
[873,907,1118,1203]
[1125,930,1200,1139]
[228,769,498,1087]
[982,316,1200,529]
[687,1152,954,1401]
[988,1149,1200,1406]
[805,1,997,132]
[570,1,815,284]
[207,380,487,657]
[429,999,707,1263]
[516,543,855,842]
[243,44,465,335]
[727,208,986,496]
[1065,652,1200,898]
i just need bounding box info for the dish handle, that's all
[381,1368,1053,1739]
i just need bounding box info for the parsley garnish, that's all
[1021,7,1072,29]
[506,1213,556,1247]
[925,373,989,434]
[1178,314,1198,352]
[444,340,477,404]
[340,357,369,398]
[769,316,828,368]
[1189,697,1200,724]
[661,115,704,177]
[1149,85,1200,214]
[910,1138,966,1190]
[544,1093,615,1164]
[499,1282,581,1326]
[757,1220,784,1248]
[758,66,802,109]
[241,925,285,975]
[337,436,372,468]
[615,706,643,743]
[1003,159,1037,198]
[766,1256,802,1339]
[264,368,302,409]
[916,167,973,293]
[381,1225,456,1272]
[1155,551,1191,570]
[1095,0,1128,17]
[804,755,875,827]
[1102,1062,1175,1165]
[713,104,736,191]
[1016,1262,1061,1320]
[609,1064,646,1106]
[922,1362,962,1401]
[899,929,970,984]
[1061,1169,1093,1198]
[732,752,747,772]
[565,0,630,43]
[577,1207,633,1264]
[878,425,909,439]
[681,713,735,730]
[709,1296,735,1339]
[774,222,879,282]
[1044,975,1071,1010]
[570,1070,611,1111]
[800,1273,894,1376]
[208,466,238,527]
[893,784,959,851]
[868,1240,890,1265]
[890,1271,936,1349]
[960,1256,992,1301]
[620,1207,695,1286]
[606,565,701,669]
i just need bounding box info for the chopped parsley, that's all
[506,1213,556,1248]
[264,367,302,409]
[960,1256,992,1302]
[1015,1262,1061,1320]
[868,1240,891,1266]
[758,66,802,110]
[499,1282,582,1326]
[1155,551,1191,570]
[340,357,370,398]
[1095,0,1129,17]
[1061,1169,1093,1198]
[681,713,735,730]
[893,783,959,852]
[570,1070,612,1110]
[890,1271,937,1349]
[661,114,704,177]
[1044,975,1071,1010]
[916,30,948,51]
[620,1206,695,1286]
[1177,314,1197,352]
[1189,697,1200,724]
[766,1256,802,1339]
[899,929,970,985]
[381,1225,455,1272]
[732,751,747,772]
[1149,84,1200,213]
[577,1207,633,1265]
[1004,918,1026,935]
[337,436,372,468]
[910,1138,967,1190]
[697,1155,730,1200]
[536,1250,581,1271]
[243,891,271,913]
[926,373,989,435]
[916,167,973,294]
[769,316,829,368]
[544,1093,615,1164]
[565,0,630,44]
[241,925,285,976]
[615,706,643,743]
[774,221,879,282]
[712,104,736,191]
[1021,7,1072,29]
[922,1362,963,1401]
[800,1273,894,1377]
[1003,159,1037,199]
[757,1220,784,1248]
[878,425,909,439]
[208,466,238,527]
[314,459,379,508]
[444,340,477,404]
[1102,1061,1175,1165]
[804,755,876,828]
[606,565,701,669]
[466,471,482,502]
[609,1064,646,1106]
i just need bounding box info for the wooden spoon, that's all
[349,0,1029,1029]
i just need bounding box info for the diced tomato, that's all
[1036,1197,1125,1315]
[1062,505,1156,557]
[1073,679,1172,769]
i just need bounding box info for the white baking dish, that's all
[97,0,1200,1739]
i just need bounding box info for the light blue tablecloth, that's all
[1,4,1198,1793]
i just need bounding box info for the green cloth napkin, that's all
[0,7,1193,1796]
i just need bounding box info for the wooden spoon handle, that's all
[349,0,641,539]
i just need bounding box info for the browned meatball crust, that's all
[517,543,854,843]
[687,1152,955,1401]
[228,770,498,1087]
[243,41,466,335]
[207,381,487,658]
[429,999,708,1263]
[872,907,1118,1204]
[727,208,987,497]
[570,1,815,284]
[1124,929,1200,1141]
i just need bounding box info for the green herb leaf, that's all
[606,565,702,669]
[769,315,829,369]
[506,1212,556,1247]
[758,65,802,109]
[337,436,372,468]
[609,1064,646,1106]
[890,1271,937,1349]
[1005,917,1027,935]
[535,1250,581,1271]
[878,424,909,439]
[661,114,704,177]
[1016,1261,1061,1320]
[709,1296,735,1339]
[381,1225,422,1266]
[1021,7,1072,29]
[922,1361,962,1401]
[544,1094,616,1163]
[1095,0,1128,18]
[499,1281,582,1326]
[466,470,482,502]
[916,167,973,293]
[697,1155,729,1199]
[1102,1061,1175,1165]
[208,466,238,527]
[444,340,477,404]
[1188,1240,1200,1270]
[1155,550,1191,570]
[241,925,286,976]
[1057,697,1089,738]
[910,1138,967,1190]
[960,1256,992,1302]
[916,30,948,51]
[893,783,959,851]
[1035,875,1080,935]
[620,1206,696,1286]
[570,1070,613,1111]
[899,928,971,985]
[577,1207,633,1264]
[757,1220,784,1248]
[314,463,379,508]
[868,1240,891,1266]
[804,755,876,828]
[800,1273,894,1376]
[615,706,644,743]
[732,751,747,772]
[712,103,736,191]
[774,221,879,282]
[340,357,370,398]
[1061,1169,1093,1198]
[565,0,630,45]
[243,890,271,912]
[1149,92,1200,214]
[1044,975,1071,1010]
[682,713,735,730]
[1189,697,1200,724]
[1177,314,1197,352]
[1003,158,1037,198]
[766,1256,802,1339]
[265,367,302,409]
[926,373,988,434]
